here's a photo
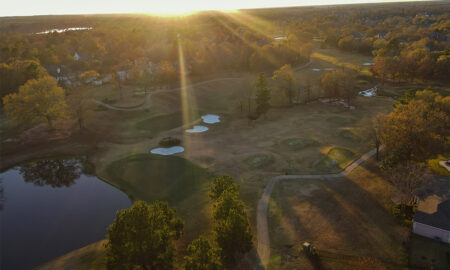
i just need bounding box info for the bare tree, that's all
[388,161,425,207]
[371,113,386,161]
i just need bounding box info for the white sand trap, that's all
[186,125,209,133]
[202,114,220,124]
[151,146,184,155]
[312,68,321,71]
[363,62,374,66]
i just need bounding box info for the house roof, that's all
[415,199,450,230]
[414,175,450,231]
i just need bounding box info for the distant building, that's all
[377,33,387,39]
[74,52,80,61]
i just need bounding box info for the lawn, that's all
[311,47,374,75]
[104,153,211,203]
[267,158,410,269]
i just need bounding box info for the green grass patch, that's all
[245,154,273,168]
[136,111,201,133]
[105,153,210,203]
[316,147,356,171]
[281,137,319,151]
[427,154,450,177]
[339,129,360,141]
[326,116,356,126]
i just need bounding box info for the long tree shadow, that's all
[273,171,408,268]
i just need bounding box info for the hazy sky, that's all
[2,0,426,17]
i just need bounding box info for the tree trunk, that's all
[46,117,53,130]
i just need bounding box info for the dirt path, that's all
[256,147,379,267]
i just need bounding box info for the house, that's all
[377,33,386,39]
[413,198,450,243]
[73,52,80,61]
[412,176,450,243]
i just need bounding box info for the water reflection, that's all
[0,158,132,270]
[20,159,81,188]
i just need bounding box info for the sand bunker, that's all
[363,62,374,66]
[186,125,209,133]
[150,146,184,155]
[312,68,321,71]
[202,114,220,124]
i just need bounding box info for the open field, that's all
[267,158,410,269]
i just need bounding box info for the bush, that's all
[158,137,181,147]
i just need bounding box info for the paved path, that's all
[256,147,380,267]
[96,77,242,111]
[96,60,313,112]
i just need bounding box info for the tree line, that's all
[105,175,253,270]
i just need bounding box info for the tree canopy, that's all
[105,200,184,270]
[2,76,68,128]
[254,73,271,117]
[210,175,252,267]
[272,64,295,105]
[379,90,449,166]
[184,237,222,270]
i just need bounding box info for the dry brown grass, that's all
[267,158,410,269]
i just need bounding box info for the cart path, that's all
[96,77,242,111]
[256,147,379,267]
[96,60,312,112]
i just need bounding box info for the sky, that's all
[1,0,427,17]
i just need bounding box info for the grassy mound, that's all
[316,147,356,172]
[245,154,273,168]
[339,129,360,141]
[105,153,209,203]
[326,116,356,126]
[282,137,319,151]
[158,137,181,147]
[136,111,201,133]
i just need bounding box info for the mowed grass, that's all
[136,111,202,133]
[315,147,356,172]
[105,153,210,203]
[267,158,409,269]
[311,47,373,75]
[281,137,319,151]
[37,241,107,270]
[427,154,450,177]
[246,153,274,168]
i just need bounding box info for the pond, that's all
[0,158,132,270]
[36,27,92,34]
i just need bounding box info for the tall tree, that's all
[105,201,184,270]
[2,76,68,129]
[0,59,48,97]
[211,176,252,267]
[272,64,296,105]
[380,98,448,165]
[209,175,239,201]
[184,237,222,270]
[254,73,271,118]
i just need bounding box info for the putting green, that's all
[105,153,210,203]
[281,137,319,151]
